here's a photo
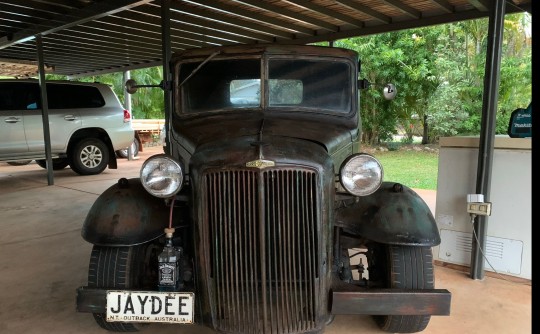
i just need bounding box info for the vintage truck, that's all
[76,44,451,333]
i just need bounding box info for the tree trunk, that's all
[422,114,429,144]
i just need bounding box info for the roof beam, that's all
[192,0,315,36]
[0,0,153,49]
[169,2,294,40]
[278,6,505,45]
[285,0,365,28]
[67,60,163,79]
[335,0,392,24]
[468,0,489,11]
[236,0,339,32]
[382,0,422,19]
[122,6,262,44]
[428,0,455,13]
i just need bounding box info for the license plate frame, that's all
[106,291,194,324]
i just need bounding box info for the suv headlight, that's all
[339,153,383,196]
[140,154,183,198]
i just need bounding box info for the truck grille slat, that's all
[204,168,320,334]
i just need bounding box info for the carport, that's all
[0,1,532,331]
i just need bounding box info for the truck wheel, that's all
[70,138,109,175]
[116,139,139,158]
[88,243,159,332]
[370,244,434,333]
[35,158,69,170]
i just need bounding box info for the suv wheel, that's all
[35,158,69,170]
[70,138,109,175]
[116,139,139,158]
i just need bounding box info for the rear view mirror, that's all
[383,84,397,100]
[125,79,139,94]
[125,79,166,94]
[357,79,397,100]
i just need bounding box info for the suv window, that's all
[0,82,38,110]
[0,82,105,110]
[47,84,105,109]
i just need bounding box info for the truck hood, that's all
[172,112,357,155]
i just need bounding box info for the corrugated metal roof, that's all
[0,0,531,77]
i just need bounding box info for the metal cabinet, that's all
[433,136,531,279]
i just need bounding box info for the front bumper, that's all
[76,286,451,316]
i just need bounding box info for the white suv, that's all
[0,79,134,175]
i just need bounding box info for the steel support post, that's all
[123,70,133,161]
[36,34,54,185]
[161,0,172,155]
[470,0,505,280]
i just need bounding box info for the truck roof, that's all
[171,43,358,62]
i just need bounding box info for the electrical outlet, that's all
[467,202,492,216]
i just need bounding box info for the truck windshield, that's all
[178,57,352,114]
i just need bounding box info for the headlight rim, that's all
[140,154,184,198]
[339,153,383,197]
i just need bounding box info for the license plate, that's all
[106,291,194,324]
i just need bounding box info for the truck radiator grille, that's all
[203,168,320,334]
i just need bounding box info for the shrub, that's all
[386,142,401,151]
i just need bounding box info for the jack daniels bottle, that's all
[158,228,184,292]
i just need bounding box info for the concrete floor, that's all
[0,145,532,334]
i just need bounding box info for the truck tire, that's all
[88,243,159,332]
[35,158,69,170]
[116,139,139,158]
[70,138,109,175]
[370,244,434,333]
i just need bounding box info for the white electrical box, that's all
[433,136,531,279]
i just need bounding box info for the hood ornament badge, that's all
[246,118,274,169]
[246,159,275,169]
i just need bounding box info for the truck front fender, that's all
[335,182,440,246]
[82,178,175,246]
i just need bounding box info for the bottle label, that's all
[159,262,176,285]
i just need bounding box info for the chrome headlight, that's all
[140,154,183,198]
[339,153,383,196]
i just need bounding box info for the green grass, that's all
[369,148,439,190]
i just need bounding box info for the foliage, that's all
[336,26,442,144]
[434,14,531,137]
[45,13,530,134]
[47,67,165,119]
[336,13,531,144]
[386,142,402,151]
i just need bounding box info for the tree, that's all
[336,26,441,145]
[336,13,531,144]
[432,13,531,137]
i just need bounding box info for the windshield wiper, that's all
[179,50,221,86]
